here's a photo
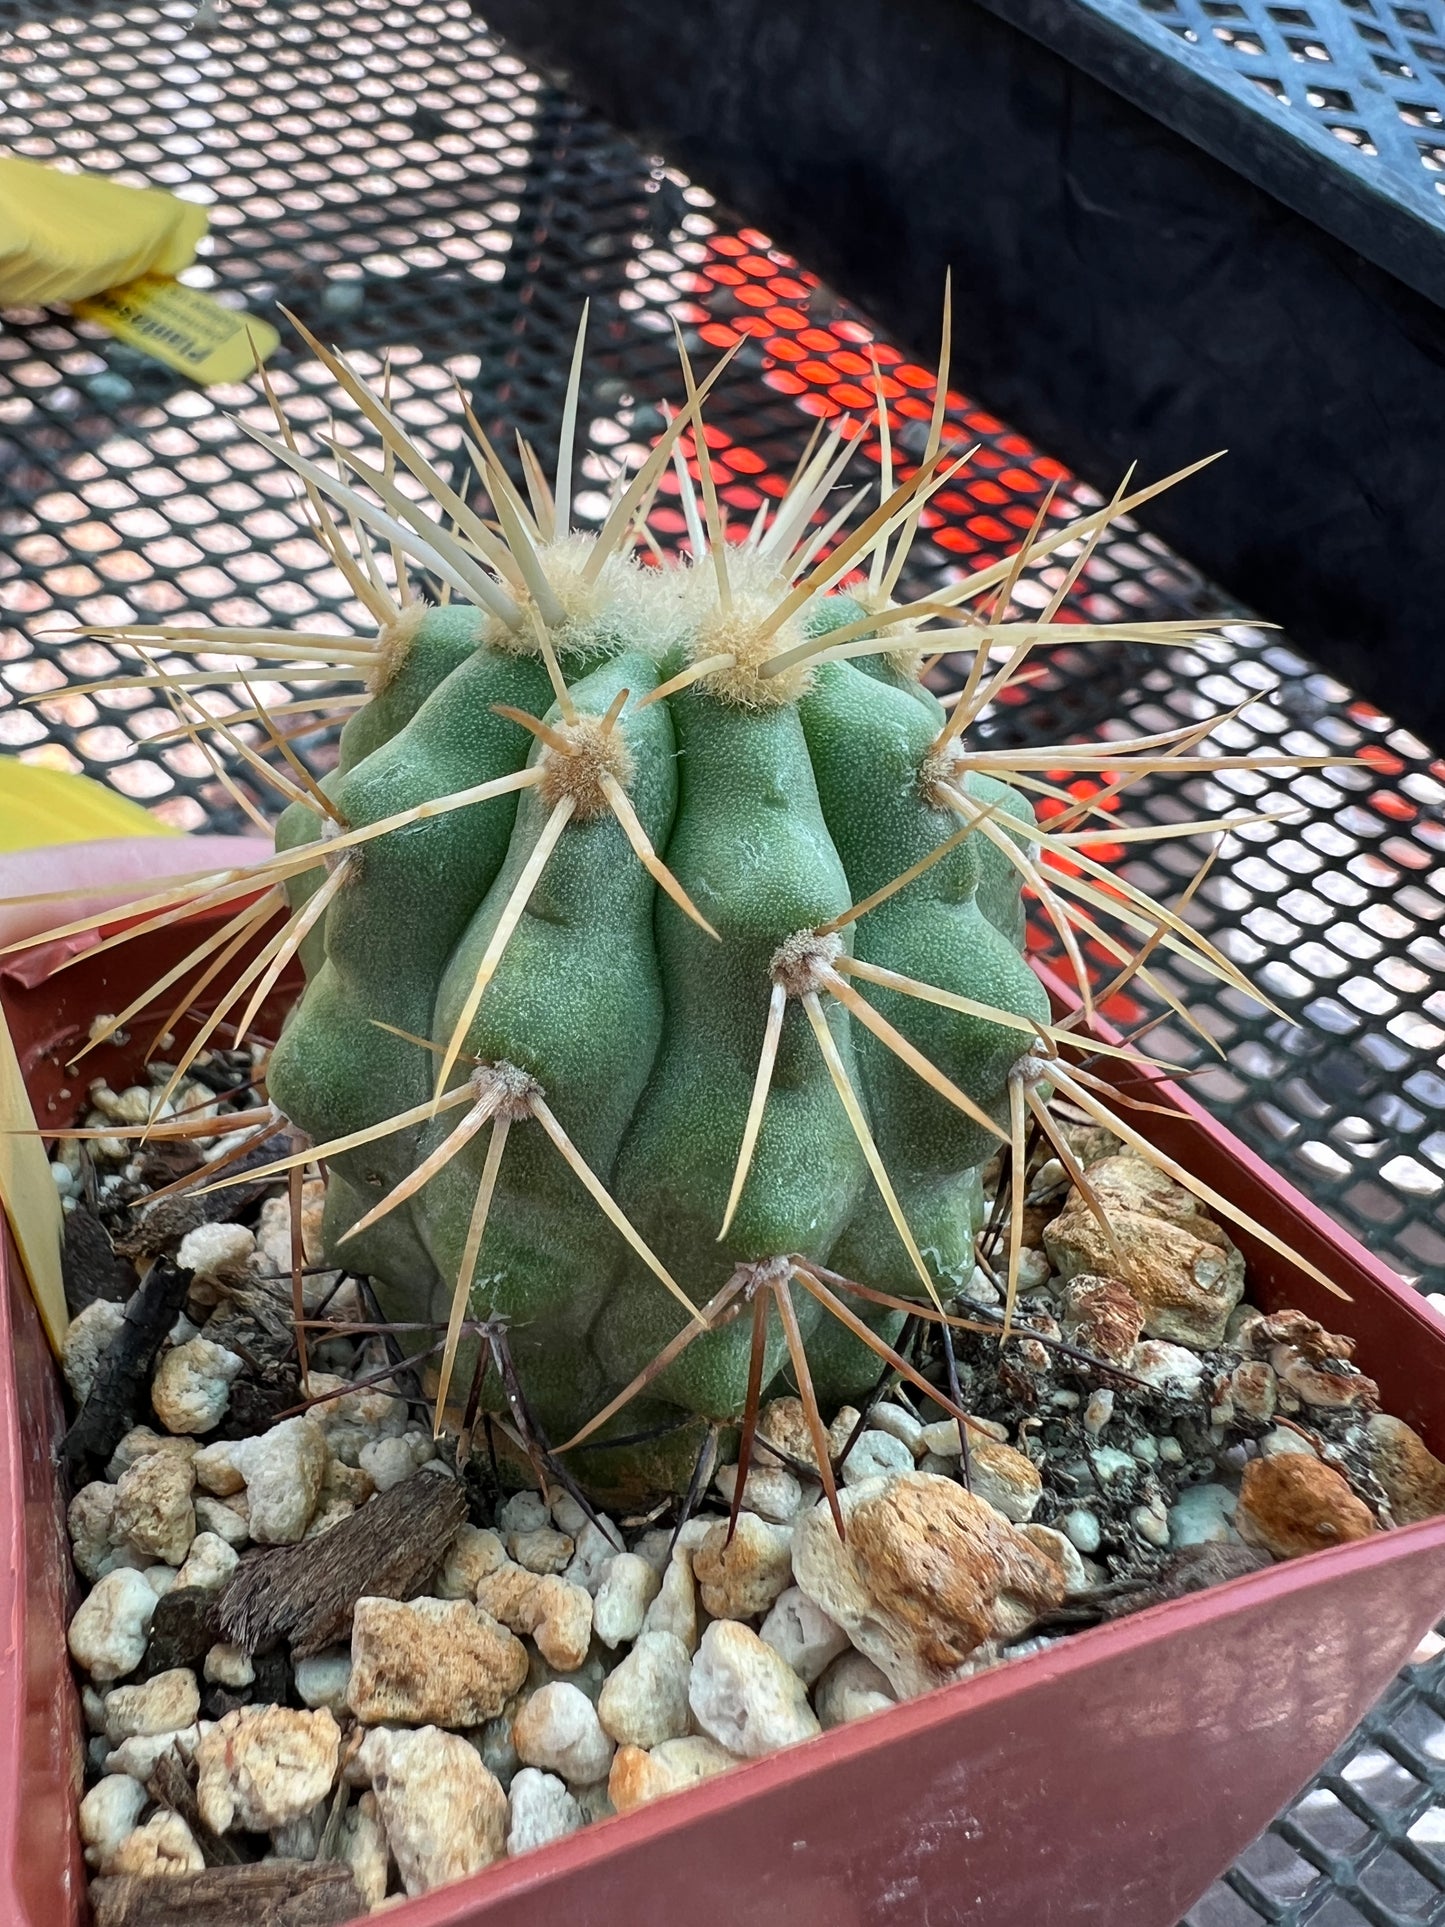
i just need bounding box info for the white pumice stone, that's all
[63,1300,126,1403]
[592,1553,661,1649]
[78,1775,148,1872]
[758,1587,850,1685]
[69,1568,157,1682]
[506,1768,584,1856]
[688,1620,821,1758]
[596,1630,692,1750]
[512,1682,615,1786]
[840,1429,914,1487]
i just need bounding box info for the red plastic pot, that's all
[4,856,1445,1927]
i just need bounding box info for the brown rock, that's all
[1044,1156,1244,1349]
[791,1473,1065,1697]
[1366,1415,1445,1526]
[1235,1455,1376,1559]
[347,1595,527,1725]
[1228,1360,1278,1425]
[1057,1275,1145,1366]
[755,1397,858,1472]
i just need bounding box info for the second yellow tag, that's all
[75,274,280,386]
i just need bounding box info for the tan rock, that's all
[1043,1157,1244,1349]
[102,1669,199,1742]
[321,1457,375,1507]
[1270,1346,1378,1414]
[941,1438,1042,1525]
[69,1482,121,1583]
[1236,1308,1356,1362]
[508,1527,575,1575]
[1227,1360,1278,1425]
[1366,1415,1445,1526]
[608,1736,738,1814]
[106,1428,198,1482]
[339,1791,389,1909]
[1021,1525,1090,1596]
[192,1441,246,1498]
[597,1630,692,1749]
[1235,1455,1377,1559]
[512,1681,615,1784]
[203,1643,255,1689]
[755,1397,856,1471]
[1057,1275,1145,1366]
[434,1524,507,1599]
[476,1563,593,1672]
[642,1546,699,1653]
[113,1452,196,1567]
[357,1724,507,1896]
[109,1811,204,1877]
[693,1514,794,1620]
[347,1595,527,1726]
[195,1706,341,1832]
[791,1473,1066,1698]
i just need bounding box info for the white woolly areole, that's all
[470,1060,541,1122]
[484,535,689,662]
[367,601,430,694]
[537,713,637,821]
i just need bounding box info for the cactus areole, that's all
[52,311,1343,1502]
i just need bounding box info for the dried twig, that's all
[218,1470,467,1657]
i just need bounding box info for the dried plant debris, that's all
[13,305,1440,1916]
[219,1471,468,1658]
[90,1862,364,1927]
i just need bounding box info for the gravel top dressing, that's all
[53,1051,1437,1924]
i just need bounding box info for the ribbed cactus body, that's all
[267,554,1046,1494]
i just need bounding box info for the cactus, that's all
[20,312,1349,1506]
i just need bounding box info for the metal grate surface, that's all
[1025,0,1445,293]
[1120,0,1445,201]
[1,1,1444,1920]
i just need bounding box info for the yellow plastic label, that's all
[75,273,279,386]
[0,997,66,1354]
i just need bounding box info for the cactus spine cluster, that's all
[27,311,1345,1502]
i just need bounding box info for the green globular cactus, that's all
[263,532,1047,1496]
[57,315,1341,1504]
